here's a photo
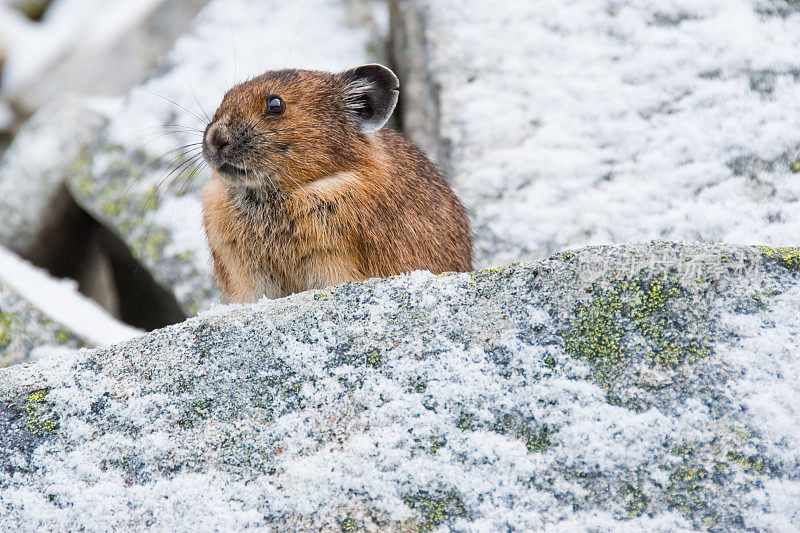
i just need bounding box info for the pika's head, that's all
[202,64,399,188]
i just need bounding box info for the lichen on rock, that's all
[0,242,797,530]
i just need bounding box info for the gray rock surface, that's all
[0,279,81,368]
[1,0,208,117]
[1,241,798,530]
[391,0,800,268]
[0,98,106,256]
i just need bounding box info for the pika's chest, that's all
[235,187,299,246]
[202,177,356,301]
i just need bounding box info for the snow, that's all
[400,0,800,267]
[0,0,799,527]
[0,0,163,95]
[0,96,107,254]
[1,243,798,529]
[0,244,141,346]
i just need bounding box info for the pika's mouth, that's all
[216,161,248,178]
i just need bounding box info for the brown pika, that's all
[201,64,472,303]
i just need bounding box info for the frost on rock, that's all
[0,0,208,115]
[0,244,140,366]
[66,0,385,316]
[0,97,107,255]
[392,0,800,268]
[0,242,798,530]
[0,278,81,368]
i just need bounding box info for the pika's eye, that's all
[265,96,285,116]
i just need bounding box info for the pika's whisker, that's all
[137,87,207,125]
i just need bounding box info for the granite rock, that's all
[391,0,800,267]
[0,242,798,530]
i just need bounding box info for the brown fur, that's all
[201,68,472,302]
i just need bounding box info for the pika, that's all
[201,64,472,303]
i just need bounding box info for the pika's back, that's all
[201,64,472,303]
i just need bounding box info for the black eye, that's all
[266,96,285,116]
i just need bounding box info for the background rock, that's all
[0,0,208,117]
[0,243,140,366]
[0,97,107,256]
[0,242,798,530]
[0,98,180,333]
[391,0,800,268]
[0,278,80,367]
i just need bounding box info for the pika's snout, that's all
[203,121,251,178]
[203,122,234,158]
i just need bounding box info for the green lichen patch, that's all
[666,462,712,520]
[25,389,60,435]
[340,516,357,532]
[489,414,554,454]
[407,434,449,457]
[726,451,768,474]
[402,489,469,532]
[670,442,695,458]
[0,310,18,348]
[525,425,552,453]
[177,399,214,429]
[428,436,446,455]
[562,272,711,406]
[791,159,800,173]
[758,246,800,270]
[473,266,505,277]
[657,437,777,528]
[455,412,476,431]
[620,485,648,518]
[365,348,382,368]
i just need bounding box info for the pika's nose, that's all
[206,123,232,154]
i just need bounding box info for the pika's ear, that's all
[340,64,399,134]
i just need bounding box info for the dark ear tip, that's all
[353,63,400,90]
[342,64,400,134]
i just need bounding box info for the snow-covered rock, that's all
[0,97,107,256]
[65,0,387,316]
[0,243,142,366]
[0,277,81,368]
[0,0,208,115]
[391,0,800,268]
[0,241,798,530]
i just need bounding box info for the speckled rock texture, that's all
[1,242,798,531]
[391,0,800,268]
